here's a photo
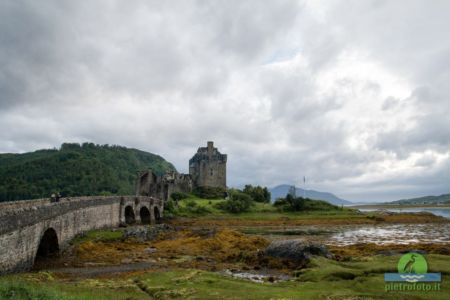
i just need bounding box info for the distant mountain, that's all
[388,194,450,205]
[270,184,352,205]
[0,143,176,202]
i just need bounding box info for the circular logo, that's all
[397,253,427,274]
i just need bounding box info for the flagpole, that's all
[303,176,306,198]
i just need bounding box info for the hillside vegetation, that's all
[0,143,175,202]
[389,194,450,205]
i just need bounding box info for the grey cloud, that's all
[376,84,450,157]
[1,0,449,202]
[415,154,436,167]
[381,96,400,110]
[197,0,301,62]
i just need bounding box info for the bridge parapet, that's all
[0,198,52,214]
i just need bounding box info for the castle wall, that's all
[195,159,226,188]
[135,171,192,201]
[189,141,227,189]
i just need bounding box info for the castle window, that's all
[210,168,213,176]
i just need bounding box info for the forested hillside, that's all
[0,143,176,202]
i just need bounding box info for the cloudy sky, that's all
[1,0,449,202]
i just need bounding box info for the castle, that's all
[136,141,227,201]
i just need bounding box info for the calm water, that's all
[358,207,450,218]
[257,222,450,245]
[329,223,450,245]
[247,207,450,245]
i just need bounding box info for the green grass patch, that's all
[71,229,124,244]
[2,255,449,299]
[0,275,146,300]
[135,257,450,300]
[172,197,360,220]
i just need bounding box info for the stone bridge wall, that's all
[0,196,163,274]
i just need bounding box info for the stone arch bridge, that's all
[0,195,163,274]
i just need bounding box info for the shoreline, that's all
[350,204,450,209]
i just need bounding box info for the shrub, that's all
[216,191,253,213]
[287,194,305,211]
[164,199,177,213]
[274,194,339,212]
[170,192,190,202]
[273,197,288,207]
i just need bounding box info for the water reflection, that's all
[256,223,450,245]
[329,223,450,245]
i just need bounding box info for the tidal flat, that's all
[1,208,449,300]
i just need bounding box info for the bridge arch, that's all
[37,228,59,257]
[140,206,151,224]
[33,227,59,269]
[124,205,136,224]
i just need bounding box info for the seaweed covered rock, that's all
[124,224,174,241]
[264,239,332,262]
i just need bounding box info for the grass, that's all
[70,229,124,245]
[166,197,449,228]
[173,196,359,219]
[2,255,448,299]
[0,274,146,300]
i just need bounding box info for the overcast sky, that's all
[1,0,449,202]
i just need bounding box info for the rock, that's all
[264,239,332,262]
[144,247,157,254]
[124,224,174,241]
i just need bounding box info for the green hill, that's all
[0,143,176,202]
[388,194,450,205]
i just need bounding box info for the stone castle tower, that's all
[189,141,227,189]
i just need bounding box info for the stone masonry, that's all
[0,196,163,274]
[135,170,192,202]
[189,141,227,189]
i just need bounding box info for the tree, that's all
[0,143,176,202]
[243,185,271,203]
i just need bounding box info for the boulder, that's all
[264,239,332,261]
